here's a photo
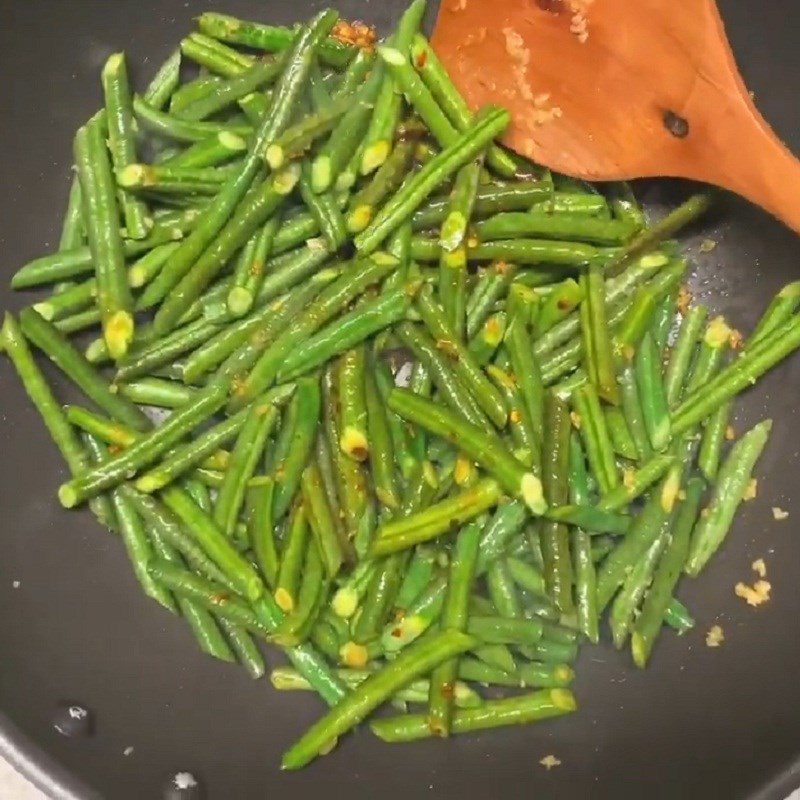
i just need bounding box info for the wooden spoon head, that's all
[431,0,749,181]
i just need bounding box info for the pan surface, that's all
[0,1,799,797]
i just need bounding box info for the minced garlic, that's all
[705,625,724,647]
[752,558,767,578]
[735,579,771,607]
[540,754,562,770]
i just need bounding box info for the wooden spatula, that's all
[431,0,800,232]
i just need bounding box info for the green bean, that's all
[246,480,278,587]
[477,213,636,246]
[301,461,346,578]
[374,360,416,480]
[133,95,254,142]
[229,253,396,410]
[534,279,583,338]
[408,34,516,178]
[280,287,411,383]
[596,452,677,512]
[167,135,246,172]
[271,666,480,708]
[118,162,234,196]
[121,486,234,590]
[18,308,148,431]
[152,558,347,704]
[213,402,277,537]
[683,316,731,395]
[355,107,510,254]
[686,419,771,576]
[526,639,579,664]
[504,300,545,442]
[347,138,415,235]
[151,166,300,334]
[364,359,399,509]
[1,313,115,529]
[58,382,228,507]
[263,378,316,519]
[390,388,546,513]
[176,59,281,121]
[168,75,223,114]
[180,32,254,77]
[192,266,337,384]
[352,553,409,644]
[53,308,101,335]
[146,9,337,307]
[467,615,543,647]
[572,383,618,495]
[411,235,600,268]
[538,393,574,616]
[546,505,631,536]
[321,363,372,551]
[380,573,449,654]
[566,432,599,641]
[135,408,253,493]
[428,521,483,735]
[74,113,135,359]
[416,286,507,427]
[750,281,800,346]
[650,286,678,354]
[378,46,460,152]
[335,345,369,462]
[468,312,507,367]
[392,547,436,612]
[618,364,652,461]
[274,502,311,612]
[396,322,486,427]
[218,618,265,679]
[596,463,683,610]
[196,11,354,69]
[698,401,731,481]
[532,252,670,359]
[94,443,177,613]
[118,378,196,409]
[58,177,85,251]
[486,559,522,620]
[609,510,673,649]
[487,365,538,465]
[102,53,151,239]
[604,406,638,460]
[273,540,329,646]
[631,476,704,667]
[412,181,550,230]
[664,598,695,634]
[142,49,182,111]
[672,316,800,435]
[282,629,475,769]
[112,319,220,382]
[467,266,518,341]
[665,305,708,407]
[605,194,710,274]
[580,264,618,403]
[371,480,501,557]
[160,486,264,601]
[635,332,671,450]
[311,66,385,193]
[358,0,426,176]
[229,213,283,317]
[299,163,348,250]
[12,226,184,292]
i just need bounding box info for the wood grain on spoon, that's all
[431,0,800,233]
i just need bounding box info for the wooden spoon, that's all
[431,0,800,232]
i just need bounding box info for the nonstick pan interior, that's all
[0,1,799,797]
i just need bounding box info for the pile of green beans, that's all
[3,0,798,772]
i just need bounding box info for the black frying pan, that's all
[1,1,799,797]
